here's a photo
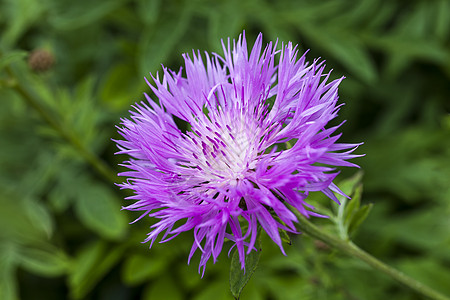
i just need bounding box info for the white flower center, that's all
[188,117,260,183]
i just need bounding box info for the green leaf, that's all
[344,184,363,227]
[229,232,262,299]
[48,183,73,213]
[0,242,19,300]
[138,2,192,76]
[74,181,127,240]
[205,0,244,52]
[68,241,126,299]
[99,63,145,111]
[237,277,265,300]
[348,203,373,236]
[48,163,83,213]
[48,0,125,30]
[68,241,104,298]
[276,1,344,26]
[332,171,363,216]
[142,275,183,300]
[136,0,161,24]
[0,194,49,243]
[24,198,54,239]
[300,25,377,84]
[1,0,46,47]
[398,258,450,295]
[435,0,450,41]
[0,267,18,300]
[376,207,450,260]
[122,254,167,285]
[369,35,448,69]
[194,280,230,300]
[178,263,202,290]
[0,51,27,70]
[18,246,70,277]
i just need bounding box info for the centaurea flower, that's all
[116,32,361,275]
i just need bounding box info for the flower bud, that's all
[28,49,55,72]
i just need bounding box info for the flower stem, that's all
[290,208,450,300]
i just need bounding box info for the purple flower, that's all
[116,32,361,275]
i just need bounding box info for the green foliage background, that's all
[0,0,449,299]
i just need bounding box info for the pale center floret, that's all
[190,116,260,184]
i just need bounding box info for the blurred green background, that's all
[1,0,449,299]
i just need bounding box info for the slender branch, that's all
[290,207,450,300]
[5,66,118,184]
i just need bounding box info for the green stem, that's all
[290,207,450,300]
[5,66,118,184]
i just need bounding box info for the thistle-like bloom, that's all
[116,32,361,275]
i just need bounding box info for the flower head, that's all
[116,32,361,275]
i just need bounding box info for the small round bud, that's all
[28,49,55,72]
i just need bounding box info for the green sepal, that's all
[279,228,292,245]
[348,203,373,236]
